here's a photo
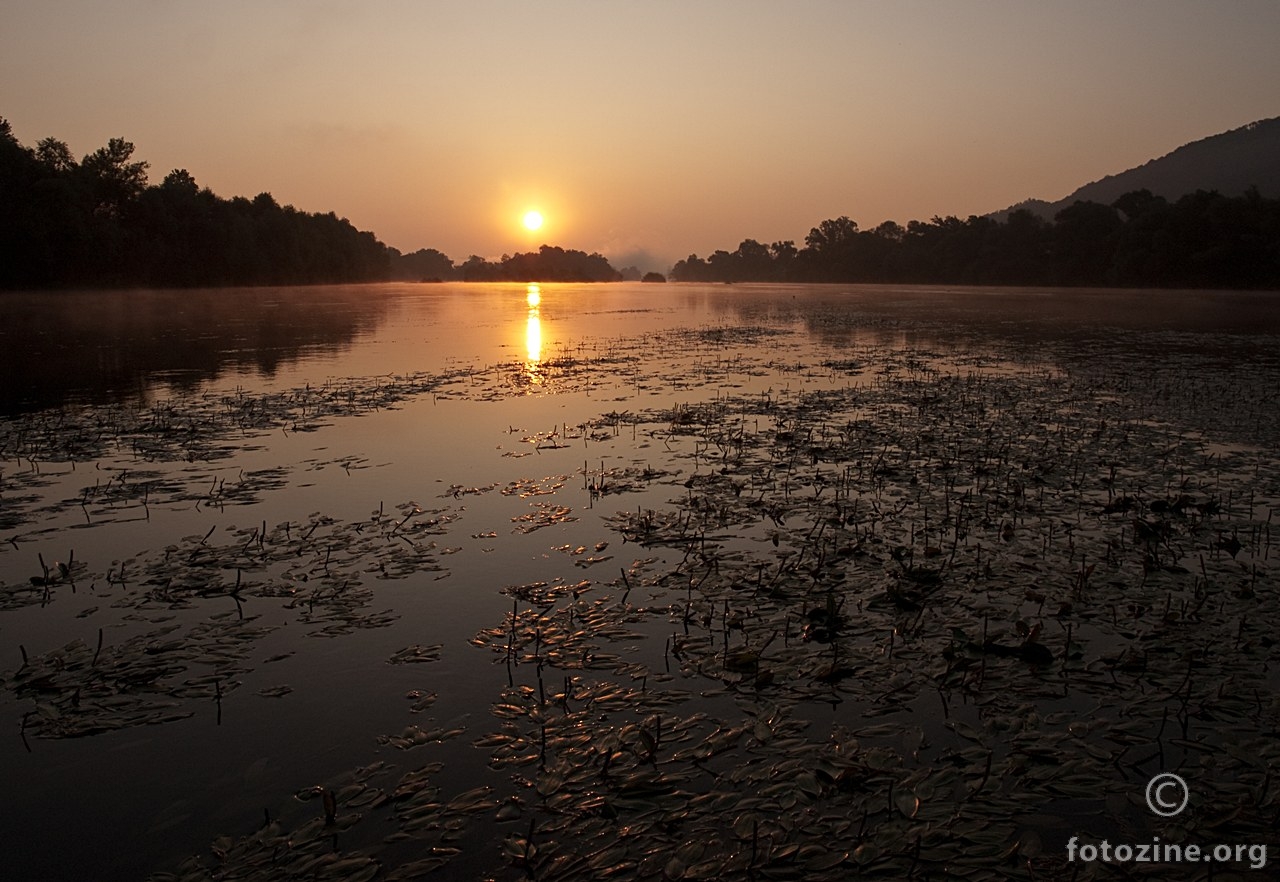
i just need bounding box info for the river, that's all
[2,282,1278,881]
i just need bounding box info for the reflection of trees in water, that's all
[717,285,1280,341]
[0,287,395,415]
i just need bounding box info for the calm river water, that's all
[2,283,1278,881]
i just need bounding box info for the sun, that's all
[522,210,544,232]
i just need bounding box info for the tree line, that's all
[0,118,625,289]
[0,118,390,288]
[391,244,621,282]
[5,116,1278,290]
[672,189,1280,289]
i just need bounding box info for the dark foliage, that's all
[388,245,621,283]
[1,119,389,288]
[388,247,456,282]
[10,116,1272,292]
[386,246,623,283]
[454,245,621,282]
[1,118,627,288]
[671,193,1280,288]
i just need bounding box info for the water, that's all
[2,283,1278,881]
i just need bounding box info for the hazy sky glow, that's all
[3,1,1278,270]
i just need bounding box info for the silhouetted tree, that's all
[769,240,798,277]
[991,209,1050,284]
[502,245,621,281]
[35,138,75,173]
[449,247,620,282]
[391,248,456,281]
[80,138,148,219]
[798,216,859,280]
[706,249,738,281]
[734,239,772,280]
[873,220,905,242]
[1052,201,1122,284]
[805,216,859,253]
[459,255,494,281]
[669,253,711,281]
[0,123,394,288]
[667,194,1280,289]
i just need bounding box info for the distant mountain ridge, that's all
[992,116,1280,220]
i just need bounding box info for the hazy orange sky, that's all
[3,1,1278,271]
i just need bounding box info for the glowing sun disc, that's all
[523,211,544,231]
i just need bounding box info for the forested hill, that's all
[995,117,1280,222]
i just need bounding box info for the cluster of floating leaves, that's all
[0,368,480,533]
[0,324,780,535]
[604,382,1275,872]
[464,340,1276,878]
[2,501,460,739]
[0,372,480,464]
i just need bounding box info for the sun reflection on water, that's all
[525,283,542,382]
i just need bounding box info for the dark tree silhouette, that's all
[390,248,456,281]
[0,119,391,289]
[449,247,620,282]
[5,117,1275,292]
[670,193,1280,289]
[1051,201,1123,285]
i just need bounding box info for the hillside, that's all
[993,116,1280,220]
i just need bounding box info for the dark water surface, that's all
[2,283,1278,881]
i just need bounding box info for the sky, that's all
[3,1,1278,272]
